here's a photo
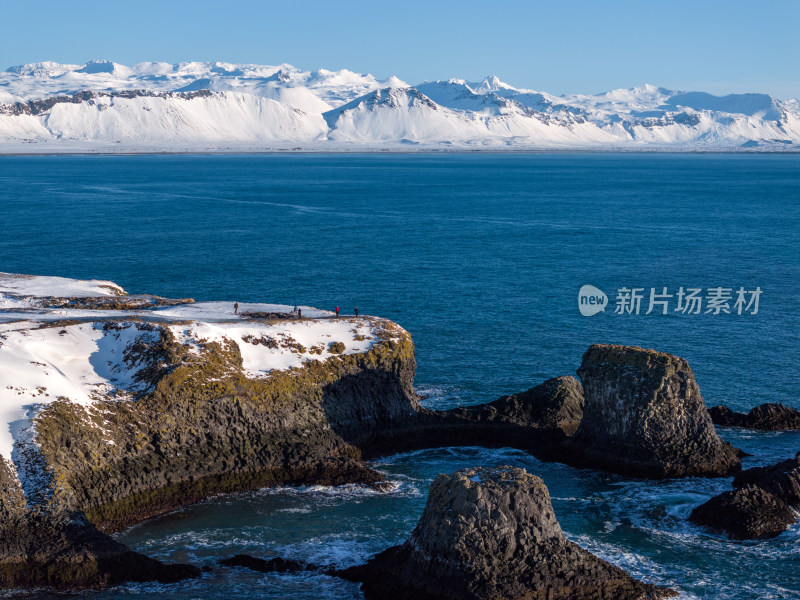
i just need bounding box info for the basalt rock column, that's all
[341,466,673,600]
[569,344,740,478]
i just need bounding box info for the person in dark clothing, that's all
[355,307,359,317]
[234,302,239,315]
[335,306,339,317]
[298,308,302,318]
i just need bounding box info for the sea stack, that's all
[569,344,740,478]
[340,466,673,600]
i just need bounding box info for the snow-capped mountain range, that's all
[1,60,798,152]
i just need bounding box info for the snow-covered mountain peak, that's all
[76,59,120,74]
[327,87,438,116]
[661,91,783,120]
[472,74,516,94]
[5,61,81,77]
[414,80,529,116]
[0,60,797,151]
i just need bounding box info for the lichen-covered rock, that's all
[689,486,796,540]
[692,452,800,539]
[708,403,800,431]
[340,466,673,600]
[568,344,740,478]
[32,321,416,531]
[448,375,584,436]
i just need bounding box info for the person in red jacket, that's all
[335,306,339,317]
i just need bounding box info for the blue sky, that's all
[2,0,799,98]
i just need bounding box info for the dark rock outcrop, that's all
[0,89,213,117]
[0,511,199,589]
[220,554,316,573]
[691,452,800,539]
[689,486,796,540]
[340,466,674,600]
[567,344,741,478]
[708,403,800,431]
[448,375,584,436]
[733,451,800,502]
[349,375,586,461]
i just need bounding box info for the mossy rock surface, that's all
[0,315,418,590]
[24,318,417,530]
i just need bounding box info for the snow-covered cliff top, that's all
[0,273,394,465]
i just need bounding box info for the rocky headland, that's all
[0,273,418,588]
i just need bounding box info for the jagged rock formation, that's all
[708,403,800,431]
[339,466,674,600]
[567,345,741,478]
[691,452,800,539]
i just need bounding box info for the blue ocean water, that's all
[1,153,799,599]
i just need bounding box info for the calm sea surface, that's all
[1,153,799,599]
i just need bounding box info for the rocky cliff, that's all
[0,274,417,588]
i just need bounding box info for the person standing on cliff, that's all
[234,302,239,315]
[298,308,302,318]
[335,306,340,317]
[355,307,359,317]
